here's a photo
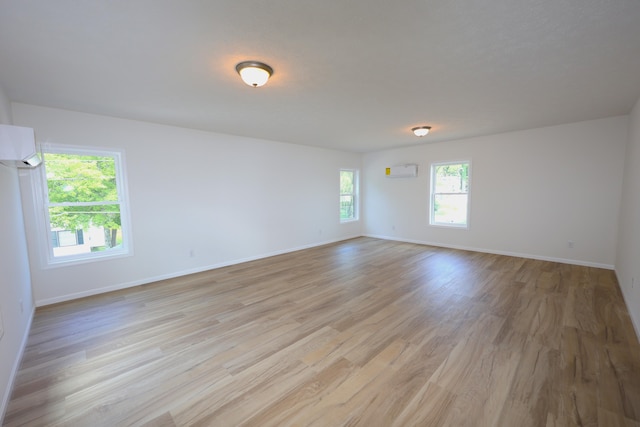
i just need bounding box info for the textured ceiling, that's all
[1,0,640,152]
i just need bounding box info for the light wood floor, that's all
[4,237,640,426]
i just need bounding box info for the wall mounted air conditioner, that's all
[385,164,418,178]
[0,124,41,168]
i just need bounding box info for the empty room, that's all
[1,1,640,426]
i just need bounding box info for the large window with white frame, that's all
[340,169,358,222]
[38,144,132,264]
[430,161,470,228]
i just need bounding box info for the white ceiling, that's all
[1,0,640,153]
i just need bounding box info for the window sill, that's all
[44,249,132,269]
[340,219,359,224]
[429,223,468,230]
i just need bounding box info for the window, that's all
[39,145,132,264]
[340,169,358,222]
[430,161,470,228]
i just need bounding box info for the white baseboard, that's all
[36,233,615,307]
[364,234,615,270]
[35,235,361,307]
[0,305,35,424]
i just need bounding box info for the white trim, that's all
[364,234,615,270]
[44,250,133,269]
[340,218,359,224]
[0,306,35,424]
[35,235,362,307]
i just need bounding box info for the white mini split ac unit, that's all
[385,164,418,178]
[0,124,41,168]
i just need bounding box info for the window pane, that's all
[45,153,118,203]
[340,169,357,222]
[49,204,121,229]
[433,194,468,225]
[434,164,469,193]
[48,205,123,255]
[340,195,354,220]
[340,170,354,194]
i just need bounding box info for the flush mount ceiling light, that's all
[235,61,273,87]
[412,126,431,137]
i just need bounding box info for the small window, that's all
[340,169,358,222]
[430,161,470,228]
[39,145,132,264]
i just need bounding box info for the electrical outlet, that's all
[567,241,574,249]
[189,249,195,258]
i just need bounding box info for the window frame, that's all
[429,160,471,229]
[339,168,359,223]
[36,143,133,266]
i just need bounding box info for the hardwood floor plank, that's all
[528,293,565,349]
[553,326,601,426]
[428,313,506,396]
[441,345,520,427]
[390,382,457,427]
[496,341,559,427]
[3,237,640,426]
[297,338,409,426]
[599,343,640,420]
[597,407,640,427]
[241,357,357,427]
[138,412,177,427]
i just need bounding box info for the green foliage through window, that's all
[43,150,128,259]
[340,169,357,221]
[431,162,470,227]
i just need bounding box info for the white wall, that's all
[0,90,34,421]
[616,97,640,335]
[363,116,628,268]
[12,104,362,305]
